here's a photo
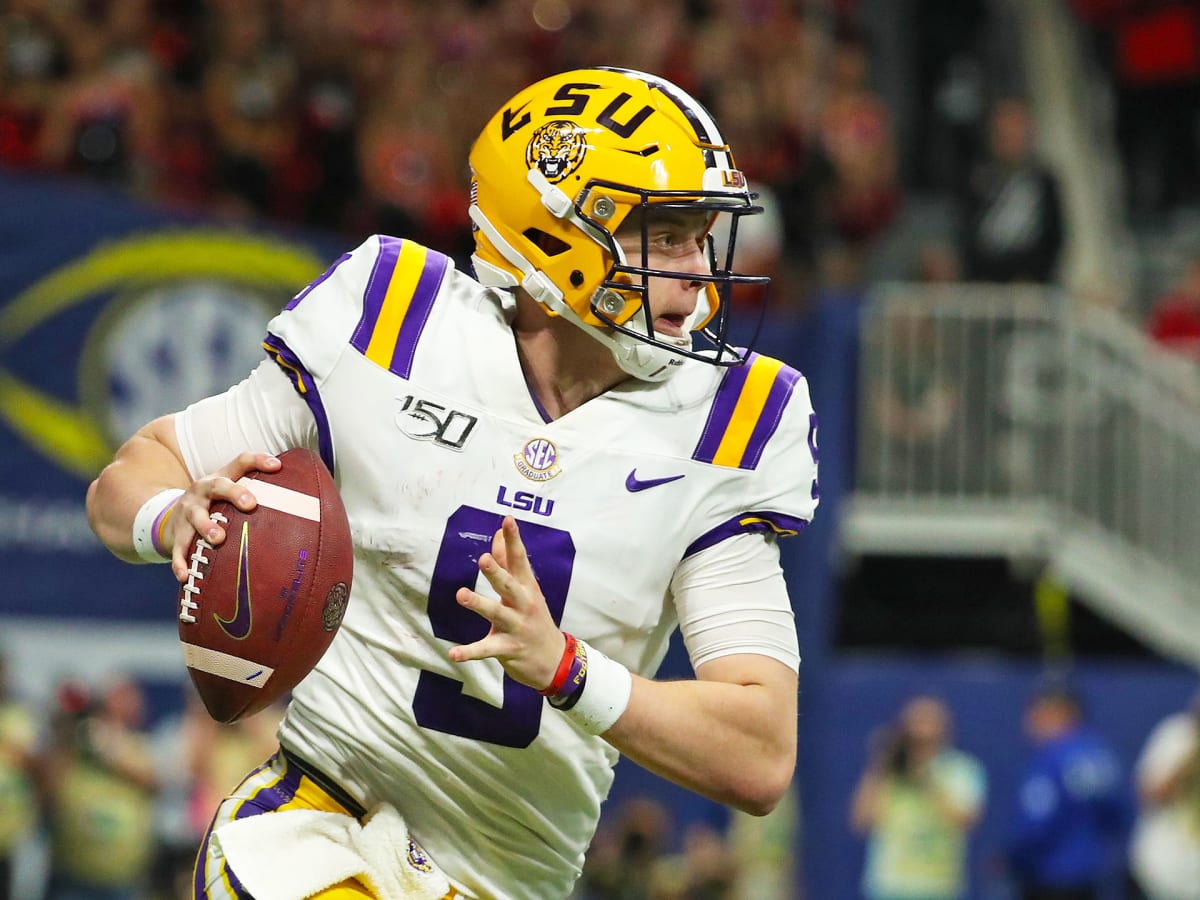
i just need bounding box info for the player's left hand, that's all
[448,516,566,691]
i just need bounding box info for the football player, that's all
[87,67,820,900]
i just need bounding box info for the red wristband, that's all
[539,633,577,697]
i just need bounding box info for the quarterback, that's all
[87,68,819,900]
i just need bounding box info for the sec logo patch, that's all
[514,437,561,482]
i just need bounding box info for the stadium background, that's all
[3,0,1200,897]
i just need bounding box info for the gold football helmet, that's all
[468,67,768,381]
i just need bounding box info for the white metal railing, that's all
[849,283,1200,655]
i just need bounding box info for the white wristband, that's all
[131,488,185,563]
[561,641,633,735]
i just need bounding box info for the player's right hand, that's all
[167,452,282,581]
[449,516,567,691]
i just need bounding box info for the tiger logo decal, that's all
[526,120,587,183]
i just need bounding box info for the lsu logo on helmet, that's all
[525,121,587,183]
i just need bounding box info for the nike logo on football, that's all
[215,522,253,640]
[625,470,686,492]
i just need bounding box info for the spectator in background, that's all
[286,21,360,232]
[579,796,672,900]
[914,240,964,285]
[1129,691,1200,900]
[0,654,37,900]
[0,0,70,169]
[40,675,161,900]
[352,36,471,258]
[1007,678,1133,900]
[184,691,285,837]
[36,3,165,191]
[578,799,740,900]
[1072,1,1200,218]
[728,784,797,898]
[908,0,989,194]
[962,98,1064,284]
[851,695,986,900]
[202,1,298,218]
[145,686,201,900]
[1146,254,1200,361]
[142,685,286,900]
[864,305,963,494]
[758,14,823,299]
[812,22,902,284]
[655,822,739,900]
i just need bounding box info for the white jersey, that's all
[177,235,818,899]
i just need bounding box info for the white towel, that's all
[211,804,451,900]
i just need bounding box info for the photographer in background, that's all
[851,695,987,900]
[39,675,161,900]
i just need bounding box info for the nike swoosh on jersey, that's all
[215,522,253,640]
[625,470,686,492]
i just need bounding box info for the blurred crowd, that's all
[7,0,1200,333]
[0,0,1074,309]
[0,0,846,280]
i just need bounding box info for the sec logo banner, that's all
[0,231,326,479]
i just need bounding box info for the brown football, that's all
[176,448,353,723]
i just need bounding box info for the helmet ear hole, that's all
[569,270,584,287]
[523,228,570,257]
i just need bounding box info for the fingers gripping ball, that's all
[177,449,353,722]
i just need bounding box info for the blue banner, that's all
[0,170,344,620]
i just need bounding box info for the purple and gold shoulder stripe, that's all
[350,236,452,379]
[693,353,803,470]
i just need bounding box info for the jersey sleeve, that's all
[670,533,800,672]
[262,234,453,473]
[684,353,820,558]
[175,360,318,479]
